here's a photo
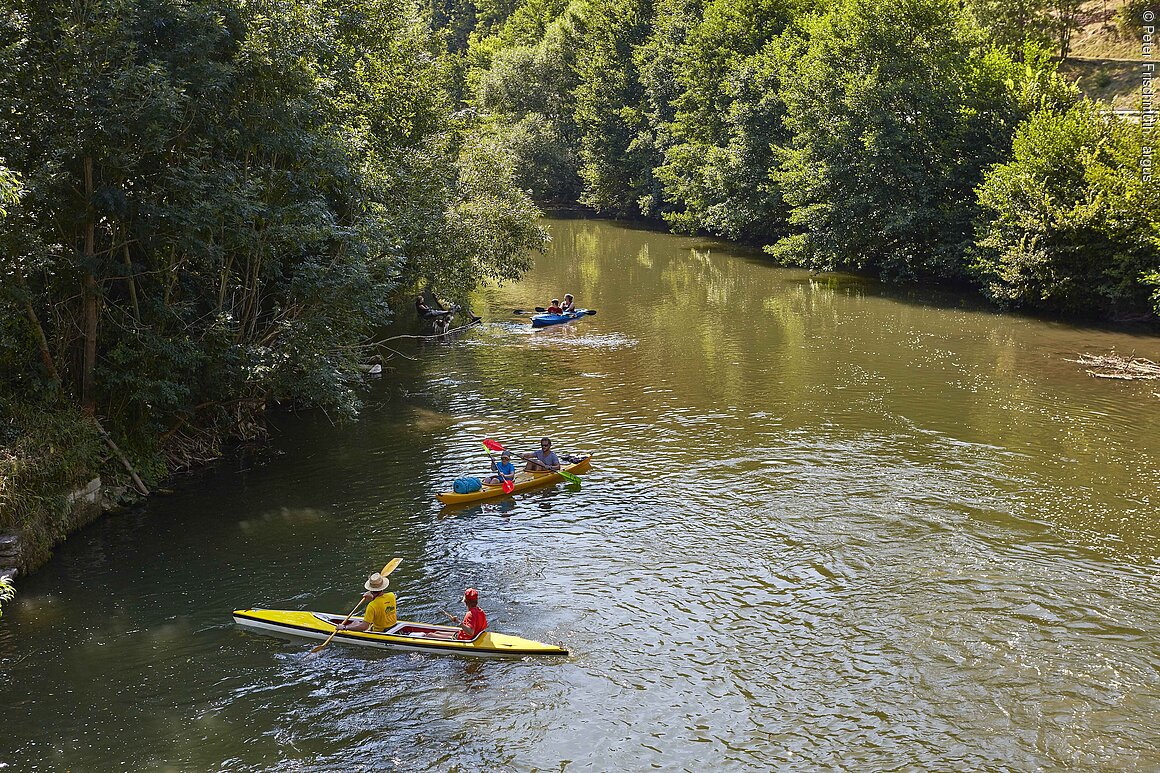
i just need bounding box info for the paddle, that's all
[308,557,402,655]
[512,308,597,316]
[536,306,596,315]
[483,442,516,494]
[483,438,582,485]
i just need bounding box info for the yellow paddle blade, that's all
[382,557,402,576]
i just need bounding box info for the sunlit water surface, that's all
[2,217,1159,771]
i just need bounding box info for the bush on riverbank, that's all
[0,398,106,569]
[974,99,1159,319]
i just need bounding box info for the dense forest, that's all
[452,0,1158,319]
[0,0,1157,565]
[0,0,546,560]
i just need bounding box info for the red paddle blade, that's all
[482,438,505,452]
[502,480,515,494]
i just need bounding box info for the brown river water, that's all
[1,216,1159,771]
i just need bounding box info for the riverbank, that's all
[0,306,471,587]
[0,394,266,582]
[0,400,107,580]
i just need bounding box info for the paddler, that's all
[335,571,396,632]
[455,588,488,640]
[521,437,561,473]
[485,449,516,486]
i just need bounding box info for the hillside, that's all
[1060,0,1145,111]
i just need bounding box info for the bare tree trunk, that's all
[1055,0,1080,60]
[93,416,150,496]
[81,156,99,415]
[12,255,62,385]
[24,298,61,385]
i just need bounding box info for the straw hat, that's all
[365,572,390,592]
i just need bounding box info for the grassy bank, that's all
[0,399,111,571]
[1063,0,1148,110]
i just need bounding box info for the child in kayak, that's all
[435,587,488,640]
[486,450,516,486]
[560,294,575,313]
[455,588,488,640]
[335,571,397,632]
[545,298,563,314]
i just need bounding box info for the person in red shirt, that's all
[455,588,488,640]
[545,298,563,314]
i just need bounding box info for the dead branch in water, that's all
[1068,353,1160,381]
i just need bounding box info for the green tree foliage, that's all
[572,0,659,216]
[1144,271,1160,317]
[966,0,1081,60]
[644,0,803,239]
[973,100,1160,319]
[0,167,19,215]
[1116,0,1152,36]
[0,0,544,468]
[770,0,1066,280]
[967,0,1052,51]
[473,8,586,200]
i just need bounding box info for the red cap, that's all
[463,588,479,602]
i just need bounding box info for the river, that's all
[2,216,1159,771]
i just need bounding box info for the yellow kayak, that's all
[233,608,568,657]
[436,455,592,505]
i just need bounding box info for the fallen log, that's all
[1067,353,1160,381]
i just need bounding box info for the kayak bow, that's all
[530,309,592,327]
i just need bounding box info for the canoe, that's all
[232,608,568,657]
[436,455,592,505]
[531,309,592,327]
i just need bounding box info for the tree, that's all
[1051,0,1083,60]
[473,8,586,200]
[967,0,1052,51]
[973,100,1160,319]
[0,0,545,470]
[770,0,1060,281]
[1116,0,1153,36]
[645,0,802,240]
[572,0,659,216]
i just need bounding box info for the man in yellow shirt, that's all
[336,571,396,632]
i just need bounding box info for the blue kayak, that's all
[531,309,592,328]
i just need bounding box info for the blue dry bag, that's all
[453,476,483,494]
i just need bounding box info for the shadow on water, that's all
[438,481,583,521]
[439,498,518,520]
